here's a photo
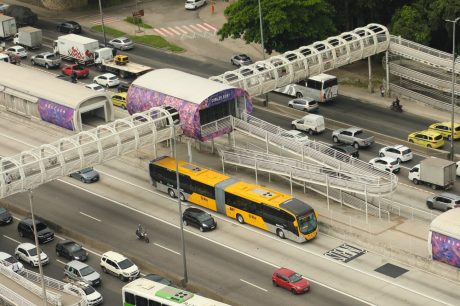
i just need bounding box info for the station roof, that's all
[0,62,107,109]
[132,68,235,105]
[430,208,460,239]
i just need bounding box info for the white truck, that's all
[0,15,17,41]
[408,157,456,190]
[54,34,152,78]
[13,26,42,49]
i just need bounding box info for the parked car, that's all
[328,144,359,160]
[57,21,82,34]
[93,73,120,88]
[143,274,175,287]
[426,193,460,211]
[288,97,318,112]
[64,260,101,287]
[30,52,61,69]
[63,282,103,306]
[69,167,99,183]
[15,242,49,267]
[185,0,207,10]
[0,251,24,273]
[369,157,400,173]
[17,218,54,244]
[108,36,134,50]
[332,127,374,149]
[111,92,127,109]
[428,122,460,140]
[279,130,309,144]
[0,207,13,225]
[5,46,27,58]
[272,267,310,294]
[408,130,444,148]
[62,64,90,79]
[85,83,104,92]
[100,251,139,281]
[231,54,253,67]
[183,207,217,232]
[56,240,88,262]
[4,5,37,26]
[379,145,413,163]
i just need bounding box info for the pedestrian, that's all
[380,84,385,97]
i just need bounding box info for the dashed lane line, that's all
[240,279,268,292]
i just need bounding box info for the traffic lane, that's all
[5,181,365,306]
[0,218,123,306]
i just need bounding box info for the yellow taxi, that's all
[407,130,444,148]
[111,92,127,109]
[428,122,460,140]
[114,55,129,65]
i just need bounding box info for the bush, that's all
[90,25,126,37]
[124,16,153,29]
[129,35,184,52]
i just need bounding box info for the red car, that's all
[272,267,310,294]
[61,64,89,79]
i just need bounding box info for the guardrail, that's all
[0,283,36,306]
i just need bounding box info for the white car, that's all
[15,242,49,267]
[6,46,28,58]
[93,73,120,88]
[379,145,413,162]
[456,161,460,176]
[279,130,309,144]
[185,0,206,10]
[0,251,24,273]
[288,97,318,112]
[85,83,105,92]
[63,282,103,306]
[100,251,139,281]
[369,157,400,173]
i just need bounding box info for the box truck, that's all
[53,34,100,65]
[13,26,42,49]
[0,15,17,41]
[408,157,456,190]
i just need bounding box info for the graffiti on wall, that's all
[431,231,460,268]
[38,99,74,130]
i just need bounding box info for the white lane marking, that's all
[174,26,188,34]
[3,235,20,244]
[79,212,101,222]
[56,259,66,265]
[240,279,268,292]
[154,243,180,255]
[189,24,202,32]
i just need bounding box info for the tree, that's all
[218,0,336,54]
[390,5,431,44]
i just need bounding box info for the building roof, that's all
[0,62,108,109]
[132,68,235,105]
[430,209,460,239]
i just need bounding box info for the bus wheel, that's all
[236,214,244,224]
[277,229,285,239]
[168,188,176,198]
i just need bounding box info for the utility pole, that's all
[98,0,107,46]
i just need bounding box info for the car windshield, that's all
[297,212,317,234]
[3,256,16,264]
[402,149,411,155]
[288,272,303,283]
[455,126,460,131]
[81,168,93,174]
[28,248,41,256]
[80,266,95,276]
[17,47,25,52]
[108,76,118,80]
[67,243,82,253]
[196,213,212,222]
[36,222,47,231]
[118,259,133,269]
[82,286,95,295]
[121,39,131,43]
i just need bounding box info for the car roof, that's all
[431,122,460,127]
[100,73,117,77]
[275,267,296,276]
[0,252,12,259]
[59,239,77,246]
[282,130,303,136]
[102,251,126,262]
[345,126,362,132]
[185,207,205,214]
[18,242,36,250]
[376,156,397,162]
[439,193,460,200]
[66,260,88,269]
[414,130,442,136]
[391,145,410,150]
[114,36,129,40]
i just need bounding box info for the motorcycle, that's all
[390,102,403,113]
[135,229,150,243]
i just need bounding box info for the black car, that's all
[0,207,13,225]
[56,240,88,261]
[117,81,131,93]
[143,274,176,287]
[330,144,359,160]
[57,21,82,34]
[17,218,54,244]
[183,207,217,232]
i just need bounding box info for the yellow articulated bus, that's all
[149,156,318,243]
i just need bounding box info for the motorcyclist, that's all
[136,224,144,238]
[392,97,401,111]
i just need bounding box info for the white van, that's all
[291,114,325,135]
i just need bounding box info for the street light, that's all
[98,0,107,46]
[446,17,460,161]
[258,0,269,107]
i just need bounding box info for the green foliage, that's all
[218,0,336,54]
[90,25,126,38]
[124,16,153,29]
[390,5,430,44]
[129,35,185,52]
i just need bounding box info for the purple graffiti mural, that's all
[38,99,74,130]
[431,231,460,268]
[127,85,252,141]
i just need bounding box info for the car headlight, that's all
[202,224,208,227]
[122,271,130,276]
[74,256,80,260]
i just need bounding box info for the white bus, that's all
[122,278,231,306]
[275,73,338,102]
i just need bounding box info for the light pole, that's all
[98,0,107,46]
[258,0,269,107]
[446,17,460,160]
[28,190,48,306]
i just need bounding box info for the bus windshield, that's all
[297,212,317,234]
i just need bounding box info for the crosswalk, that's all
[90,16,121,25]
[153,22,217,37]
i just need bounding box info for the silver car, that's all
[426,193,460,211]
[69,167,99,183]
[64,260,101,287]
[231,54,253,67]
[31,52,61,69]
[288,97,318,112]
[108,37,134,50]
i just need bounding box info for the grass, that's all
[124,16,153,29]
[90,25,185,53]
